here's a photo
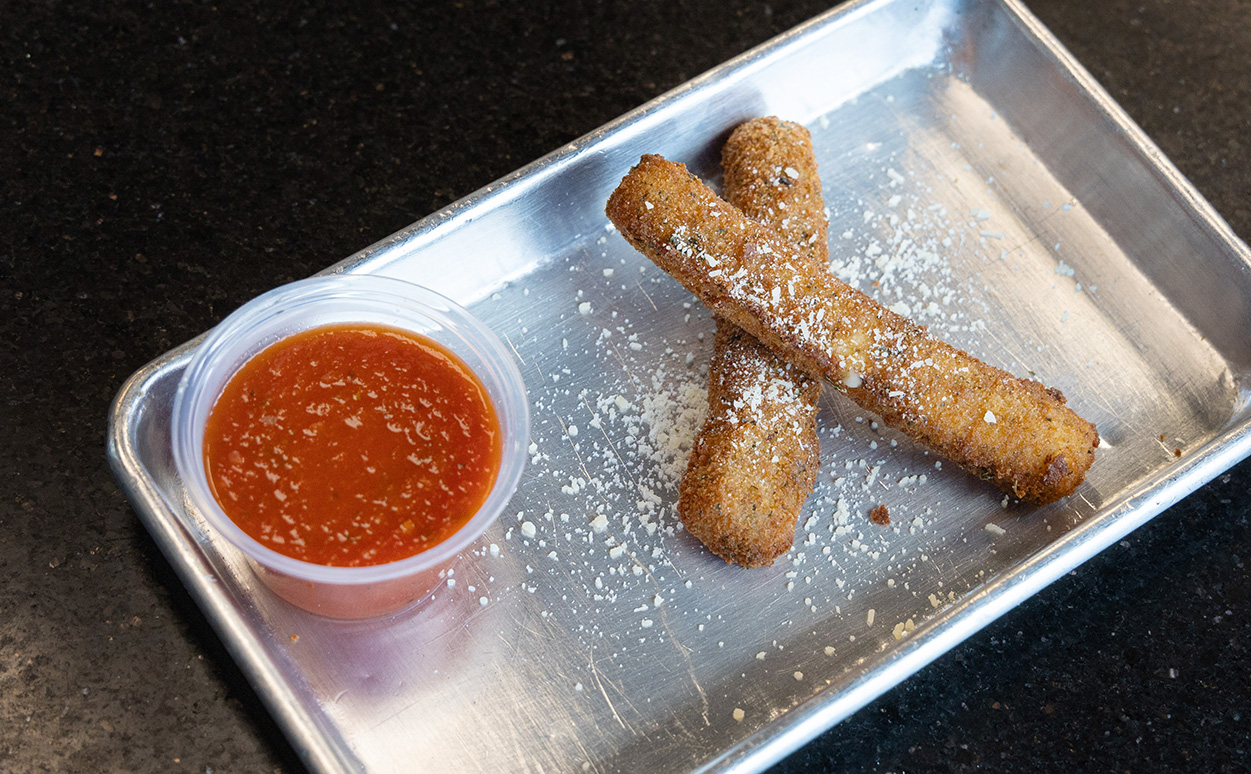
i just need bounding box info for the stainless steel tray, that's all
[107,0,1251,771]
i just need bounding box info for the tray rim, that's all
[106,0,1251,772]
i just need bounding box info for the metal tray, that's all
[108,0,1251,771]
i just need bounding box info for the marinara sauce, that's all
[203,323,501,567]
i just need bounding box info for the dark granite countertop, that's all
[4,0,1249,771]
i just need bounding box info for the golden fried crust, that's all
[607,154,1099,504]
[678,118,829,567]
[680,321,823,567]
[722,117,829,265]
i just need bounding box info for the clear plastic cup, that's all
[171,275,529,619]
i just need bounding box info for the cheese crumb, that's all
[733,708,745,722]
[985,523,1007,536]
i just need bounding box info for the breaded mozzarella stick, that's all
[721,117,829,256]
[678,118,827,568]
[607,155,1098,504]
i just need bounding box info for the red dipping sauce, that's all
[203,323,502,567]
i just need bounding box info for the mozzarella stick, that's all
[722,117,829,258]
[678,118,827,567]
[607,154,1098,504]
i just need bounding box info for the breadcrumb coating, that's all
[607,154,1098,504]
[678,118,827,568]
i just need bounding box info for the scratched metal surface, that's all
[107,0,1251,772]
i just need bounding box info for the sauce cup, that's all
[171,275,529,619]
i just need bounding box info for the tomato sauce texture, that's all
[203,324,502,567]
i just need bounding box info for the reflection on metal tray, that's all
[108,0,1251,771]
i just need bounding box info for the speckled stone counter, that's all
[4,1,1248,771]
